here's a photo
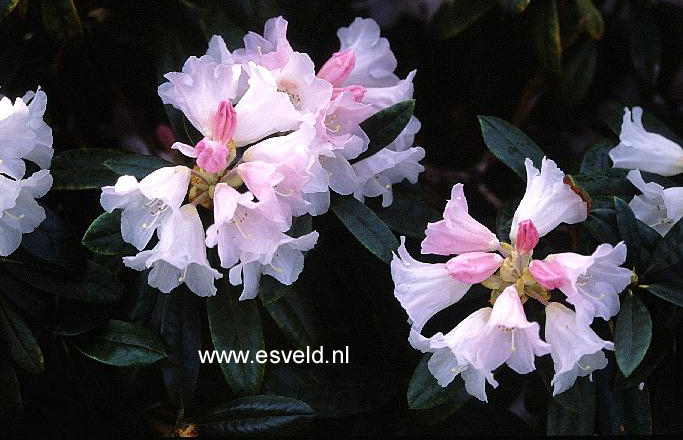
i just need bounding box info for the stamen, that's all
[4,212,25,220]
[577,362,592,371]
[178,266,188,282]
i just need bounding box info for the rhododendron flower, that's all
[391,156,629,400]
[609,107,683,176]
[626,170,683,236]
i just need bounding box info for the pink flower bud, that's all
[196,138,229,173]
[446,252,504,284]
[331,85,366,102]
[318,49,356,87]
[529,259,566,290]
[213,100,236,143]
[515,219,539,253]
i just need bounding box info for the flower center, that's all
[278,80,302,108]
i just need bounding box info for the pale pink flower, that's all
[318,49,356,87]
[446,252,504,284]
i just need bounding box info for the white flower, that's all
[269,52,333,116]
[233,16,293,71]
[124,204,222,297]
[100,166,191,251]
[0,88,53,180]
[626,170,683,236]
[545,302,613,395]
[0,170,53,256]
[391,237,472,332]
[609,107,683,176]
[510,157,587,243]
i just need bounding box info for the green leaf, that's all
[647,283,683,308]
[614,330,671,390]
[261,284,320,351]
[477,115,545,181]
[595,362,652,435]
[585,209,619,245]
[432,0,497,40]
[51,148,127,190]
[82,210,135,256]
[330,196,398,264]
[614,197,641,268]
[580,139,613,173]
[0,296,44,375]
[0,271,52,318]
[4,260,124,304]
[0,354,22,426]
[558,38,598,109]
[598,101,683,145]
[21,207,81,270]
[407,353,471,410]
[532,0,562,77]
[41,0,84,46]
[199,395,316,437]
[630,7,661,86]
[575,0,604,40]
[355,100,415,163]
[151,288,202,409]
[546,376,596,435]
[615,294,652,377]
[646,219,683,274]
[496,198,518,243]
[71,319,167,367]
[207,281,264,396]
[0,0,19,21]
[570,169,635,199]
[498,0,530,15]
[104,154,175,180]
[369,183,441,239]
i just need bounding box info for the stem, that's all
[191,191,210,206]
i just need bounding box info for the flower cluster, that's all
[101,16,424,299]
[392,157,633,401]
[0,88,54,257]
[609,107,683,236]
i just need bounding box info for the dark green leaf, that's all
[614,330,671,390]
[288,214,312,239]
[151,288,202,409]
[0,0,19,21]
[369,183,441,239]
[104,154,175,180]
[585,209,619,245]
[407,353,471,410]
[432,0,497,40]
[498,0,530,15]
[580,139,614,173]
[0,296,43,374]
[82,210,136,256]
[558,38,598,109]
[262,285,320,351]
[630,7,661,86]
[614,197,641,268]
[207,281,264,396]
[646,218,683,274]
[478,115,545,181]
[615,294,652,377]
[598,101,683,145]
[595,361,652,435]
[570,169,635,199]
[0,271,52,318]
[330,196,398,264]
[636,220,660,269]
[70,319,167,367]
[21,207,81,270]
[546,376,596,435]
[199,395,316,437]
[355,100,415,163]
[0,354,22,426]
[41,0,84,46]
[647,283,683,308]
[51,148,126,190]
[4,260,124,304]
[576,0,604,39]
[496,198,518,243]
[532,0,562,77]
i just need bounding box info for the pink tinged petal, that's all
[529,259,568,290]
[515,219,539,253]
[332,85,366,102]
[421,183,499,255]
[446,252,503,284]
[213,100,237,142]
[318,49,357,87]
[196,138,229,173]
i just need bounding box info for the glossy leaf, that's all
[207,282,264,396]
[199,395,316,437]
[585,210,619,246]
[558,38,598,109]
[532,0,562,77]
[407,353,471,410]
[646,219,683,274]
[576,0,604,40]
[355,99,415,163]
[71,319,167,367]
[546,376,596,435]
[0,296,43,375]
[369,183,441,239]
[595,360,652,435]
[51,148,126,190]
[614,197,641,268]
[570,169,636,199]
[104,154,175,180]
[647,283,683,308]
[478,115,545,181]
[21,206,81,271]
[262,285,320,351]
[615,294,652,377]
[496,198,518,243]
[432,0,497,40]
[82,210,135,256]
[580,139,613,173]
[330,196,398,264]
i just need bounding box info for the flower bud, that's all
[318,49,356,87]
[196,138,229,173]
[446,252,504,284]
[331,85,366,102]
[528,259,566,290]
[213,100,236,143]
[515,219,539,253]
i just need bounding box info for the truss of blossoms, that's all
[100,16,425,299]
